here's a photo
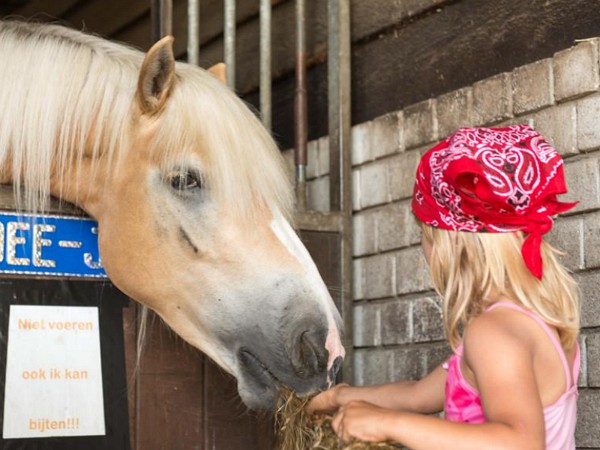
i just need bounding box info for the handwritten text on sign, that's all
[2,305,105,438]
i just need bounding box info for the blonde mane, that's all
[0,20,292,218]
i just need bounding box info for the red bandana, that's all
[412,125,577,279]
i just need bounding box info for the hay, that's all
[274,389,399,450]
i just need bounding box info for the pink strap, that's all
[486,302,574,389]
[572,344,580,388]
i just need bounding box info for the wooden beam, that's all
[10,0,80,20]
[113,0,287,55]
[62,0,149,38]
[249,0,600,148]
[351,0,451,42]
[350,0,600,126]
[202,360,275,450]
[135,314,205,450]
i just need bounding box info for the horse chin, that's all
[236,349,281,410]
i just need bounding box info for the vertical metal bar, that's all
[224,0,236,90]
[328,0,353,383]
[151,0,173,42]
[187,0,200,65]
[259,0,272,130]
[294,0,308,210]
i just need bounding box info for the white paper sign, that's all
[2,305,105,438]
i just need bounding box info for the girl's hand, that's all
[306,383,350,414]
[331,400,395,443]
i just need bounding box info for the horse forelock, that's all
[0,20,293,221]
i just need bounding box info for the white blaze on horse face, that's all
[269,212,345,383]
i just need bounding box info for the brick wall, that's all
[284,38,600,448]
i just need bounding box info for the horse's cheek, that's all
[96,223,147,300]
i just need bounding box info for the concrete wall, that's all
[284,38,600,448]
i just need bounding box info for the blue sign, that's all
[0,211,107,279]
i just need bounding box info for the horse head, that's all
[0,21,344,409]
[11,27,344,409]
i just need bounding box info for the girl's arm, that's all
[308,363,447,414]
[331,313,546,450]
[332,406,540,450]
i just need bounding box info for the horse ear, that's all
[136,36,176,115]
[207,63,226,85]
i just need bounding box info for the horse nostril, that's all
[291,329,328,378]
[328,356,343,383]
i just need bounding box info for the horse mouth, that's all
[237,349,284,409]
[238,349,282,393]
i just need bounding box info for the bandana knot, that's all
[411,125,577,279]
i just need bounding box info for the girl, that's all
[309,125,580,449]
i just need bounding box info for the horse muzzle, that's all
[235,317,344,410]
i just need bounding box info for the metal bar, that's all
[328,3,341,212]
[294,0,308,211]
[259,0,272,130]
[187,0,200,65]
[224,0,236,90]
[328,0,353,384]
[151,0,173,42]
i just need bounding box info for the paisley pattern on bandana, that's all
[411,125,577,279]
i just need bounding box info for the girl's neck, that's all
[481,293,517,310]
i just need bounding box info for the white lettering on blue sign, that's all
[0,212,107,279]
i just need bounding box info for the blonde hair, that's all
[420,223,579,351]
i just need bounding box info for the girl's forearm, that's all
[337,365,446,414]
[337,381,442,414]
[336,382,417,411]
[382,412,542,450]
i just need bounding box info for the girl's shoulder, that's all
[458,303,540,398]
[463,302,540,361]
[463,301,578,409]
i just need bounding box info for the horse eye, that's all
[168,172,202,192]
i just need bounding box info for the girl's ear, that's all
[207,63,226,85]
[136,36,176,115]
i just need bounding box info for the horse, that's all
[0,20,344,410]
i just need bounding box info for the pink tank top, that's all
[443,302,579,450]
